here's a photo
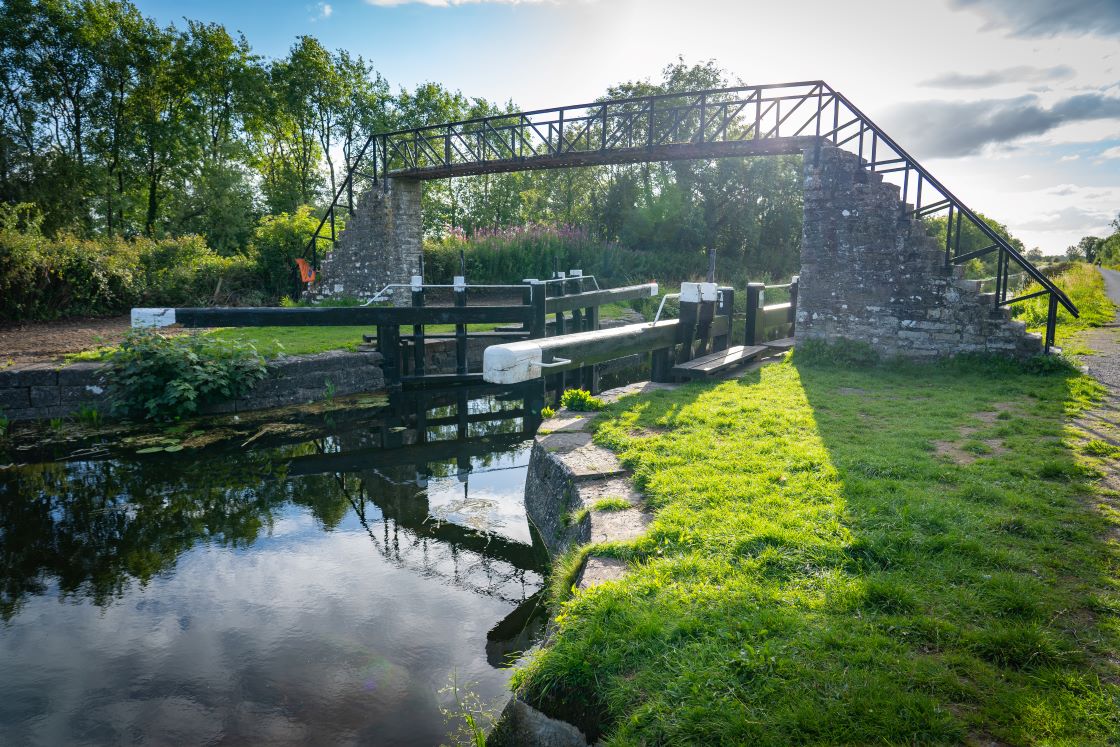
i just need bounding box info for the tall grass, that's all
[1012,262,1115,347]
[424,225,776,289]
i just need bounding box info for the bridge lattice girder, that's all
[309,80,1076,345]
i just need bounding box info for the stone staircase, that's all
[796,145,1043,359]
[305,178,422,305]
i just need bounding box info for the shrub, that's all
[104,330,267,421]
[560,388,605,412]
[0,203,259,321]
[250,205,324,301]
[423,224,714,289]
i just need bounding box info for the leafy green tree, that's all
[250,204,320,299]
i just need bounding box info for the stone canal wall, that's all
[0,329,528,422]
[492,382,669,747]
[0,351,386,422]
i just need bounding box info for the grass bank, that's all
[514,357,1120,744]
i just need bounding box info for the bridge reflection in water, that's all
[0,382,549,745]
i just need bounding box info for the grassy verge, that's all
[513,357,1120,744]
[66,302,637,362]
[1012,262,1116,353]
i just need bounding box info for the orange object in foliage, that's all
[295,257,317,284]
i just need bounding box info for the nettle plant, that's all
[105,330,267,422]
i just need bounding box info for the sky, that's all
[135,0,1120,254]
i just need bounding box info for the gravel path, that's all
[1080,267,1120,390]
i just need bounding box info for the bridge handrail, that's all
[823,86,1077,320]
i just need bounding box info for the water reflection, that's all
[0,383,548,745]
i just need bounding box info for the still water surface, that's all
[0,393,547,745]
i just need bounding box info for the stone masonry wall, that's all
[796,145,1042,359]
[0,351,385,422]
[308,177,422,305]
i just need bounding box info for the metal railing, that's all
[307,80,1076,350]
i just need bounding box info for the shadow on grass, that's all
[515,357,1120,744]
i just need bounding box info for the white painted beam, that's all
[131,308,176,328]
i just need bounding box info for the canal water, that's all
[0,389,549,745]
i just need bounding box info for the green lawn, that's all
[514,358,1120,744]
[69,302,638,361]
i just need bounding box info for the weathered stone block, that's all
[0,387,31,410]
[29,386,60,407]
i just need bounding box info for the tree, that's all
[1068,235,1103,264]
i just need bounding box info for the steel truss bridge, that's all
[309,80,1076,346]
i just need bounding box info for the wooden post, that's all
[788,275,799,335]
[745,282,765,345]
[584,299,601,392]
[527,280,547,339]
[524,380,546,432]
[454,275,468,375]
[714,286,734,352]
[550,272,564,336]
[694,283,716,357]
[650,349,670,382]
[676,283,700,365]
[568,270,583,332]
[382,324,402,391]
[411,275,425,377]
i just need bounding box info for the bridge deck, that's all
[388,137,818,180]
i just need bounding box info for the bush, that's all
[424,224,714,288]
[0,203,258,321]
[104,329,267,421]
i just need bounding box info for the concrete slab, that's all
[563,444,626,480]
[545,413,595,433]
[589,509,650,545]
[597,380,680,404]
[579,475,642,505]
[537,431,592,453]
[577,556,629,591]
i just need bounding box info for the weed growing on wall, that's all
[105,330,267,421]
[560,388,605,412]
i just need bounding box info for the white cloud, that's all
[310,2,333,20]
[1101,145,1120,159]
[365,0,548,5]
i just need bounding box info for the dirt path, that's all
[1081,268,1120,389]
[0,316,133,366]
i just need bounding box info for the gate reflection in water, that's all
[0,382,549,746]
